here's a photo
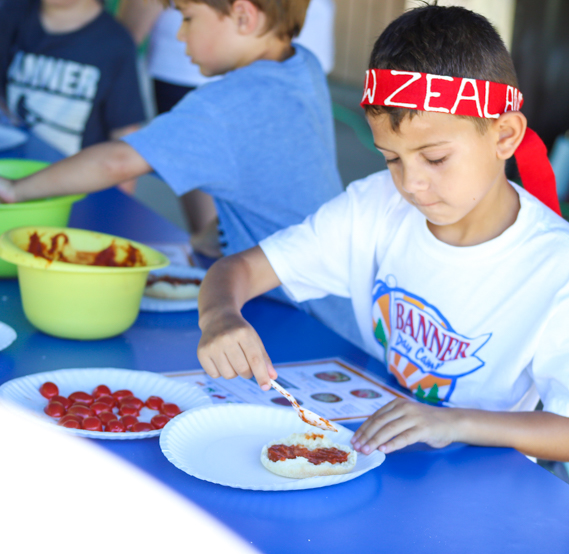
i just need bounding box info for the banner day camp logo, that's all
[372,277,491,404]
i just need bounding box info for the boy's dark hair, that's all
[365,3,519,132]
[167,0,309,39]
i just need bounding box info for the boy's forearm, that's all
[198,247,280,327]
[118,0,163,45]
[453,408,569,461]
[13,141,151,202]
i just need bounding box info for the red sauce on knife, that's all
[267,444,349,465]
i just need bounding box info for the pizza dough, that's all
[261,432,357,479]
[144,275,201,300]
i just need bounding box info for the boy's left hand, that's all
[0,177,16,203]
[351,398,458,455]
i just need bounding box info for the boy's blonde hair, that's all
[165,0,310,39]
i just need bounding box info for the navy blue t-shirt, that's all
[0,0,144,155]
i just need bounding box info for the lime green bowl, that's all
[0,159,85,278]
[0,226,169,340]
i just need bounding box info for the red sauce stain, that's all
[146,275,202,286]
[26,232,145,267]
[268,444,349,465]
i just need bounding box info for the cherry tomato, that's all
[160,403,181,418]
[132,422,153,433]
[119,404,139,417]
[58,414,81,425]
[82,416,103,431]
[96,395,117,408]
[150,414,170,430]
[112,390,133,402]
[52,395,73,409]
[98,412,118,426]
[120,415,138,431]
[119,396,144,410]
[68,404,94,419]
[92,384,111,398]
[69,391,94,406]
[39,382,59,400]
[91,401,112,415]
[44,401,66,418]
[145,396,164,410]
[105,420,126,433]
[58,415,81,429]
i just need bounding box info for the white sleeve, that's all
[259,187,355,303]
[530,285,569,417]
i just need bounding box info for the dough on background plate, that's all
[144,276,201,300]
[261,432,357,479]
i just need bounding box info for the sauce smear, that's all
[26,232,145,267]
[146,275,202,286]
[268,444,349,465]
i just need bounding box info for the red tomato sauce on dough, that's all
[146,275,202,286]
[27,232,145,267]
[268,444,349,465]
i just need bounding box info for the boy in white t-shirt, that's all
[196,5,569,462]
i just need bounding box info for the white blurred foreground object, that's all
[270,379,338,432]
[0,402,258,554]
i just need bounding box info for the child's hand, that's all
[351,398,457,455]
[197,307,277,391]
[0,177,16,203]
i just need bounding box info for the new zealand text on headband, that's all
[361,69,560,215]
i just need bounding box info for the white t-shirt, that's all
[147,0,335,87]
[260,170,569,416]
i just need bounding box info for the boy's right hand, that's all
[197,307,277,391]
[0,177,16,203]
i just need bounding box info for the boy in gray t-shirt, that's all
[0,0,362,347]
[0,0,342,254]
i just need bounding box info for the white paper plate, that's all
[0,368,212,439]
[140,266,207,312]
[0,125,27,150]
[0,321,17,351]
[160,404,385,491]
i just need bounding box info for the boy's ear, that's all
[494,111,527,160]
[230,0,263,35]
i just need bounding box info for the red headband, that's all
[361,69,560,215]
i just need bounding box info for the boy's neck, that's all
[427,176,521,247]
[237,35,294,69]
[41,0,102,34]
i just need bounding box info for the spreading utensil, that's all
[270,379,338,432]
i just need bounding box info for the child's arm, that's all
[0,140,151,203]
[197,246,282,390]
[351,398,569,461]
[110,125,142,194]
[118,0,163,46]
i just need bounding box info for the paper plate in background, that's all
[0,368,212,439]
[0,321,16,350]
[160,404,385,491]
[140,266,207,312]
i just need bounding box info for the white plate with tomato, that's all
[0,368,212,439]
[0,321,17,351]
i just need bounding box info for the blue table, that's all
[2,138,569,553]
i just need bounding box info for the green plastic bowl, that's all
[0,159,85,278]
[0,226,169,340]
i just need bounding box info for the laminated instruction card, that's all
[166,358,411,423]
